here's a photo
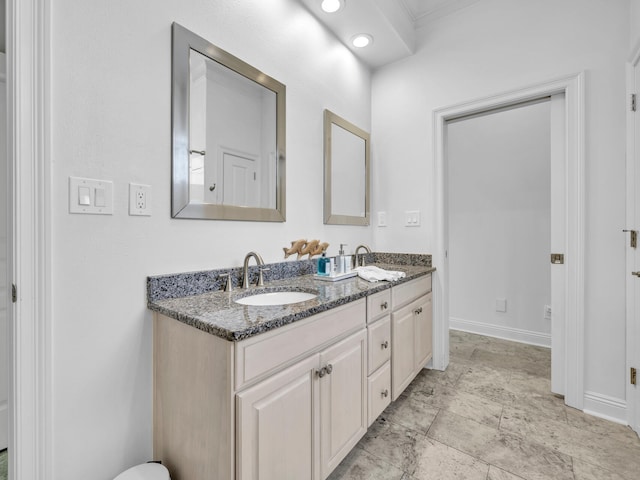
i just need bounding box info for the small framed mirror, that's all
[323,110,370,226]
[172,23,286,221]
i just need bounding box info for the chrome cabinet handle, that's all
[381,341,389,349]
[380,301,388,310]
[414,307,423,315]
[381,389,389,398]
[633,271,640,277]
[325,364,333,375]
[316,367,327,378]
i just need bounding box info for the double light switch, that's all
[69,177,113,215]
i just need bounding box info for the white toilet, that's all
[114,462,170,480]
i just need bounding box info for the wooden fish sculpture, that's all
[283,239,307,259]
[298,239,320,259]
[309,242,329,258]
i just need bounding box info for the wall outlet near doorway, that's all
[495,298,507,313]
[544,305,552,321]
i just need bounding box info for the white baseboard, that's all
[450,317,551,348]
[583,391,627,425]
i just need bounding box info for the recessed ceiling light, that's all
[351,34,373,48]
[321,0,344,13]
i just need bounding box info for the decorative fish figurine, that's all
[298,240,320,259]
[283,239,307,258]
[310,242,329,258]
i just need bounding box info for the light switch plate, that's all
[377,211,387,227]
[69,177,113,215]
[404,210,420,227]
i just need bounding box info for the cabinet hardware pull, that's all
[381,389,389,398]
[325,364,333,375]
[633,271,640,277]
[414,307,422,314]
[381,341,389,349]
[380,301,388,310]
[316,367,327,378]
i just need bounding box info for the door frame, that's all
[626,46,640,434]
[7,0,52,478]
[432,73,585,410]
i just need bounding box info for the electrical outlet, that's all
[129,183,152,216]
[544,305,552,320]
[495,298,507,313]
[378,211,387,227]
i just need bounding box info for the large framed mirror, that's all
[323,110,370,226]
[172,23,286,221]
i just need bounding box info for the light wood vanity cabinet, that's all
[390,275,433,401]
[154,299,367,480]
[153,273,433,480]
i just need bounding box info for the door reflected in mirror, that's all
[172,23,286,221]
[324,110,370,226]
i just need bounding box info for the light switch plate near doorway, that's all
[69,176,113,215]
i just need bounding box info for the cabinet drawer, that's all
[367,289,391,324]
[391,275,431,310]
[367,316,390,375]
[235,299,366,391]
[367,362,391,427]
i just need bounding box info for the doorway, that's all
[432,74,585,410]
[446,98,553,353]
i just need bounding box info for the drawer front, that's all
[235,299,366,391]
[391,275,431,310]
[367,316,391,375]
[366,289,391,324]
[367,362,391,427]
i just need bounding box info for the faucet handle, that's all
[219,273,233,292]
[257,267,271,287]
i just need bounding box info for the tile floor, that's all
[328,330,640,480]
[0,449,6,480]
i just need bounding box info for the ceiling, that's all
[298,0,481,69]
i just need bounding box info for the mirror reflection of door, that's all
[222,152,258,207]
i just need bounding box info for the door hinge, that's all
[632,94,637,112]
[550,253,565,264]
[11,284,17,303]
[632,367,637,386]
[623,229,638,248]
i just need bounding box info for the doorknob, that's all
[632,272,640,277]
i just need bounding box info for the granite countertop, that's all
[148,259,434,342]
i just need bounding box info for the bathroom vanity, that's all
[147,254,433,480]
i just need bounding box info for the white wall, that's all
[631,0,640,50]
[51,1,371,478]
[372,0,629,407]
[447,101,551,344]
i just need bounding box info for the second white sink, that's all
[235,291,317,306]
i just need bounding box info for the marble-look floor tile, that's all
[327,446,405,480]
[419,362,468,387]
[358,418,429,476]
[456,367,517,405]
[565,405,640,444]
[428,410,575,480]
[506,391,568,424]
[381,392,439,434]
[470,348,550,378]
[438,388,504,428]
[487,465,526,480]
[410,437,489,480]
[572,458,629,480]
[500,406,640,479]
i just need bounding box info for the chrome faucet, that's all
[354,244,372,268]
[242,251,267,288]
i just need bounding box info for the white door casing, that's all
[7,0,52,478]
[550,93,567,396]
[0,52,8,452]
[433,73,585,410]
[626,48,640,435]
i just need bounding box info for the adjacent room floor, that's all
[329,330,640,480]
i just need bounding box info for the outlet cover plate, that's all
[129,183,152,216]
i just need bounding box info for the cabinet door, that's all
[319,329,367,479]
[236,354,320,480]
[391,305,416,401]
[415,293,433,369]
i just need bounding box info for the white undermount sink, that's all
[235,291,317,306]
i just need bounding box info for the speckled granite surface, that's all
[147,253,433,342]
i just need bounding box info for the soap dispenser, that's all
[317,251,329,276]
[337,243,347,274]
